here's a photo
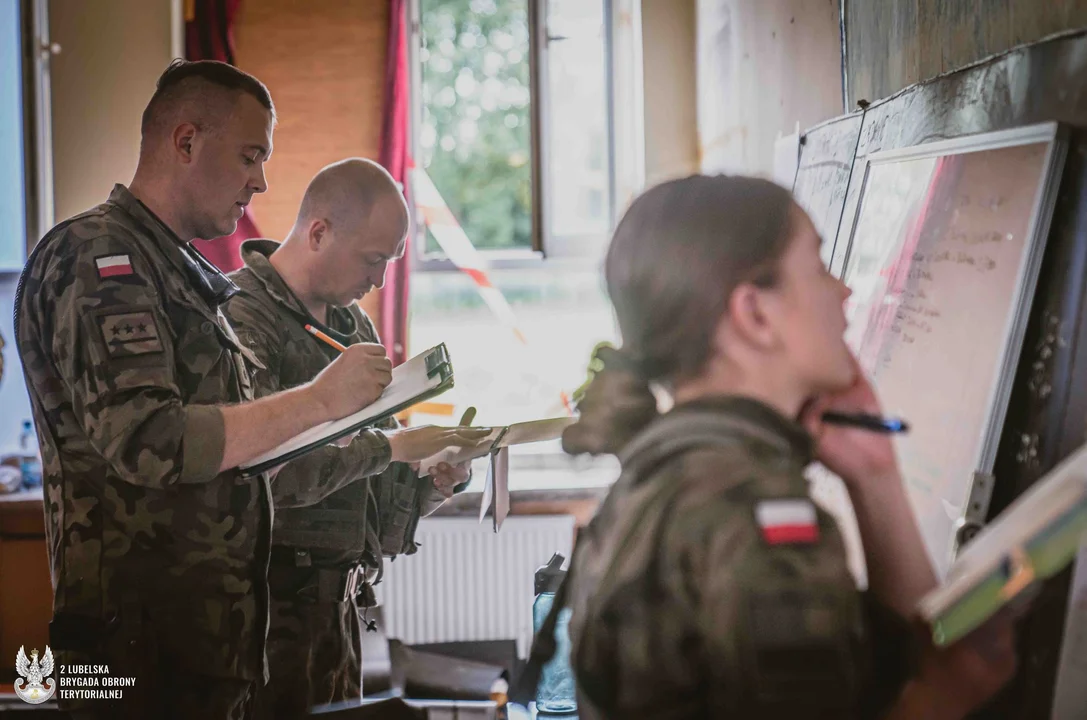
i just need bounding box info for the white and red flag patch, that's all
[95,254,134,278]
[755,499,820,545]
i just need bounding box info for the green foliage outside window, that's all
[419,0,534,252]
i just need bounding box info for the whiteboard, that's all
[812,123,1067,581]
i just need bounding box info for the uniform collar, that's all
[107,184,240,308]
[669,395,815,465]
[238,238,359,342]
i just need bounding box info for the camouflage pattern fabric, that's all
[565,396,915,719]
[15,185,274,699]
[250,587,362,718]
[225,239,444,563]
[224,239,447,716]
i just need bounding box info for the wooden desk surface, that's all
[0,488,43,511]
[0,488,50,680]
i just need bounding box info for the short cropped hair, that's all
[297,158,409,235]
[140,59,275,141]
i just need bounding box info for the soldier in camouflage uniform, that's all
[555,176,1018,719]
[223,158,478,718]
[15,62,401,720]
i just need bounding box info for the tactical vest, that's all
[227,250,422,561]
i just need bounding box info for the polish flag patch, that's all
[755,499,820,545]
[95,254,134,278]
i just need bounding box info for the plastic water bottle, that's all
[532,553,577,713]
[19,420,42,489]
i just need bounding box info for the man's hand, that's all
[308,343,392,420]
[386,425,491,465]
[428,461,472,498]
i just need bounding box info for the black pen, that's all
[821,411,910,434]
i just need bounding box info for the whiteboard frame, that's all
[837,121,1069,568]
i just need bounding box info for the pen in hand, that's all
[305,324,347,353]
[821,411,910,434]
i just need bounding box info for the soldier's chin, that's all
[201,219,239,242]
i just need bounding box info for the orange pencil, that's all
[305,324,347,353]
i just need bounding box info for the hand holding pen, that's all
[801,355,902,486]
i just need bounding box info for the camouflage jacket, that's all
[224,239,445,570]
[15,185,272,681]
[566,397,914,719]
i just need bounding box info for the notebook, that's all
[416,416,575,533]
[415,417,576,474]
[239,344,455,477]
[918,442,1087,646]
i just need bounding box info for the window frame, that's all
[408,0,617,271]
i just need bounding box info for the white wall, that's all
[696,0,843,176]
[0,1,175,453]
[48,0,175,221]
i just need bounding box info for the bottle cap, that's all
[534,553,566,594]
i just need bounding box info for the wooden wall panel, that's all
[234,0,389,320]
[642,0,700,186]
[0,501,51,681]
[847,0,1087,107]
[234,0,388,239]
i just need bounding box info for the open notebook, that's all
[416,417,576,533]
[416,417,576,473]
[918,442,1087,646]
[239,344,455,477]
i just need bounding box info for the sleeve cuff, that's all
[352,429,393,476]
[180,405,226,483]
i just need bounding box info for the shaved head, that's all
[273,158,410,310]
[295,158,409,237]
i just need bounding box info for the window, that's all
[416,0,534,254]
[409,0,641,490]
[0,0,28,271]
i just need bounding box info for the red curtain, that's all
[378,0,412,367]
[185,0,261,272]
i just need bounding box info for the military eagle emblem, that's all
[14,645,56,704]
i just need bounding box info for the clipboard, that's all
[918,442,1087,646]
[239,344,455,477]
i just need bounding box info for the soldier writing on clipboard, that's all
[13,60,422,719]
[223,158,486,718]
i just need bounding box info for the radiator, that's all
[373,515,576,658]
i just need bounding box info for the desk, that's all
[0,489,51,683]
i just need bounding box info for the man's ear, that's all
[726,283,778,351]
[308,219,330,251]
[171,123,198,164]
